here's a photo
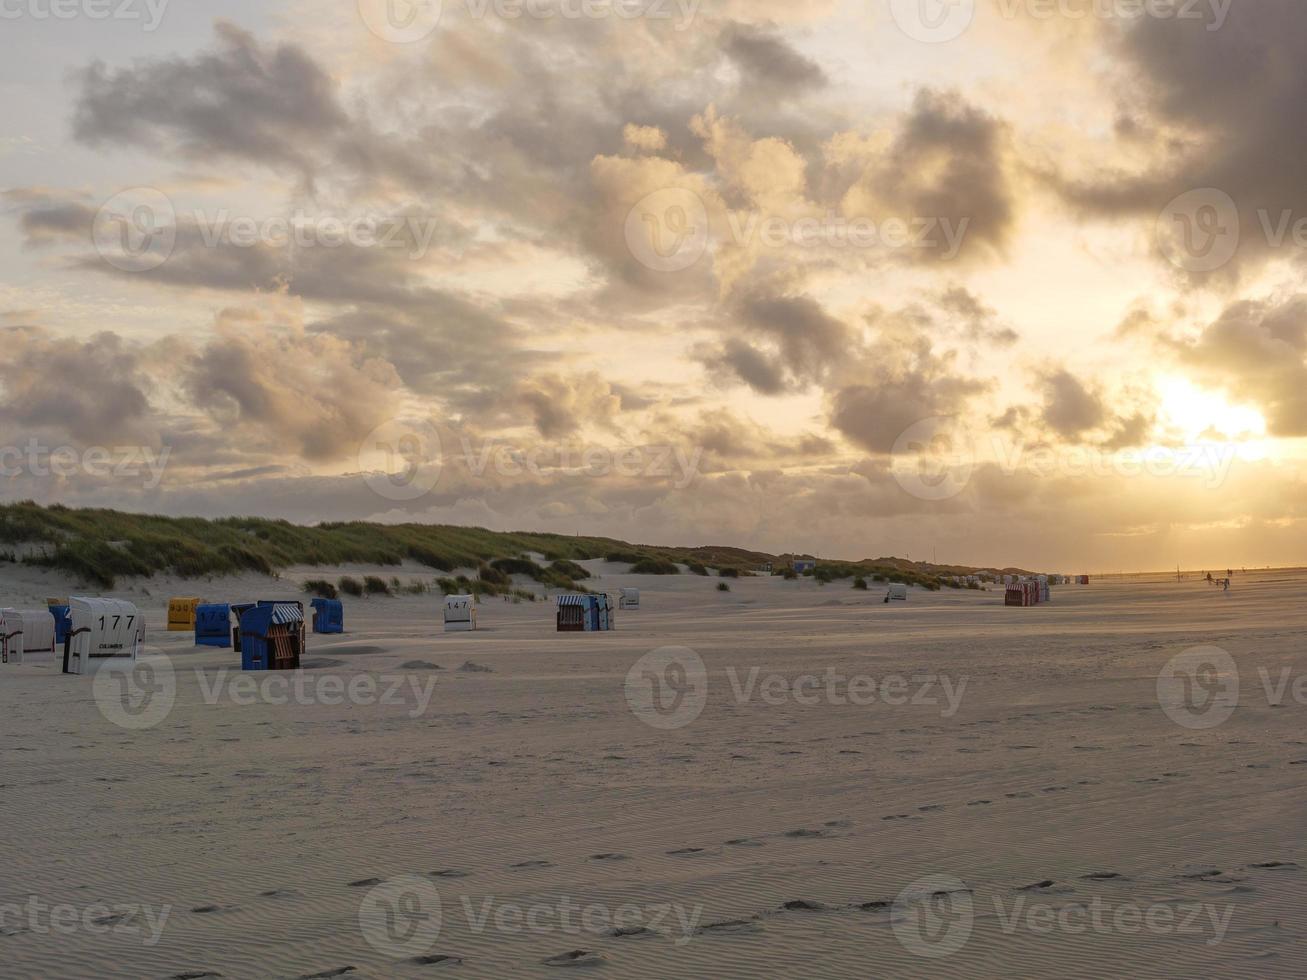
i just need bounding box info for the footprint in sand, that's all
[589,853,629,861]
[511,859,554,869]
[91,911,143,928]
[779,900,827,911]
[667,847,705,856]
[410,954,463,966]
[1016,880,1071,894]
[190,904,239,914]
[297,970,356,980]
[725,838,763,847]
[1177,868,1239,882]
[783,828,830,838]
[1005,791,1033,799]
[259,888,303,899]
[170,973,223,979]
[967,799,993,806]
[919,804,946,812]
[542,950,605,967]
[697,918,763,935]
[605,925,655,938]
[824,819,853,828]
[430,869,473,878]
[346,878,382,888]
[1248,862,1299,870]
[1081,872,1127,881]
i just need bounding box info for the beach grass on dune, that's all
[0,501,1010,590]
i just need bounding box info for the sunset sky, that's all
[2,0,1305,571]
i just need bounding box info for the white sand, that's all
[1,564,1304,978]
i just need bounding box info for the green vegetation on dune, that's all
[0,501,1018,590]
[0,502,655,589]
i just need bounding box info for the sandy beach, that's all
[2,564,1303,979]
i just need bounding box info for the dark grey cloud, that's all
[829,333,990,455]
[720,22,827,96]
[16,202,96,246]
[738,291,851,381]
[0,327,153,444]
[1172,295,1307,437]
[510,373,622,439]
[1056,2,1307,277]
[185,312,400,463]
[72,22,351,181]
[1039,368,1105,439]
[700,338,788,395]
[693,289,855,394]
[869,90,1015,260]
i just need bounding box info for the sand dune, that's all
[1,565,1304,978]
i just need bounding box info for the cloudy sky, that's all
[2,0,1305,571]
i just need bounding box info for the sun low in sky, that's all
[1,0,1305,571]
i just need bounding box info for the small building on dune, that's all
[443,595,477,632]
[556,594,587,631]
[1,608,56,664]
[49,604,72,646]
[238,601,304,671]
[885,583,909,602]
[230,602,255,653]
[1005,583,1041,608]
[310,597,344,635]
[791,559,817,574]
[194,603,232,648]
[619,588,640,610]
[556,594,614,632]
[63,598,143,674]
[167,597,202,632]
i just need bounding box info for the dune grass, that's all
[0,501,1014,590]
